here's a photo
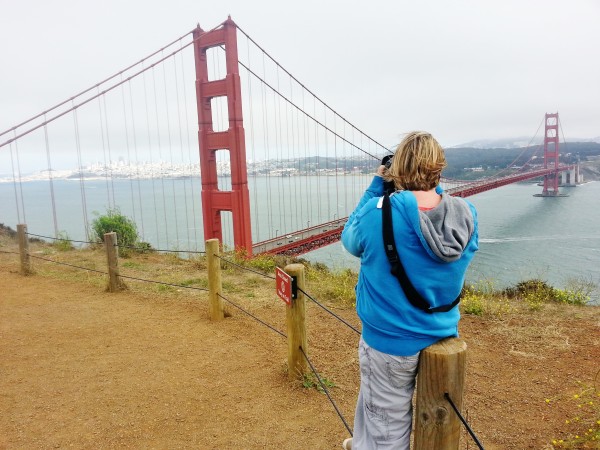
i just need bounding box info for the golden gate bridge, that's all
[0,17,582,257]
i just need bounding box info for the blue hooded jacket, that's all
[341,176,478,356]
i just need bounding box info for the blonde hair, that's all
[384,131,447,191]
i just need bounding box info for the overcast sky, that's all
[1,0,598,150]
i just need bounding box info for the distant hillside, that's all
[443,142,600,179]
[452,137,600,149]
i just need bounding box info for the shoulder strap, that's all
[382,193,461,314]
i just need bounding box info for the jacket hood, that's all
[418,193,475,262]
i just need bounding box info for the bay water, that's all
[1,176,598,302]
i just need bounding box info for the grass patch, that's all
[302,373,336,393]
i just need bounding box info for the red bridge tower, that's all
[193,18,253,254]
[539,113,565,197]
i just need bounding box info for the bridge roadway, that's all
[253,166,572,256]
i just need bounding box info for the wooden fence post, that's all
[104,232,124,292]
[206,238,224,321]
[17,224,32,275]
[284,263,307,380]
[414,337,467,450]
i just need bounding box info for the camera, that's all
[381,155,395,195]
[381,155,393,169]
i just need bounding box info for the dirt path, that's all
[1,256,599,449]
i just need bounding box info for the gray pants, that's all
[353,337,420,450]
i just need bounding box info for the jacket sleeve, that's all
[341,176,384,257]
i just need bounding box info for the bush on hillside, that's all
[91,208,142,256]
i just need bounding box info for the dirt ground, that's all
[1,249,599,449]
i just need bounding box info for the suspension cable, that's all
[0,30,195,140]
[0,44,195,150]
[236,55,382,160]
[235,24,387,153]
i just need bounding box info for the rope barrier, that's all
[116,243,206,255]
[215,255,276,280]
[0,250,21,255]
[27,254,108,275]
[25,232,98,246]
[444,393,485,450]
[215,256,360,335]
[23,232,207,255]
[118,273,209,292]
[25,253,209,292]
[217,293,287,338]
[298,287,361,336]
[299,346,353,436]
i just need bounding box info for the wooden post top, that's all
[283,263,304,274]
[422,338,467,356]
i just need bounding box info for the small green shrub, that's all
[504,279,554,298]
[553,289,591,306]
[53,231,73,252]
[505,278,593,308]
[90,208,139,256]
[524,291,547,311]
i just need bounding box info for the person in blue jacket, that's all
[340,131,478,450]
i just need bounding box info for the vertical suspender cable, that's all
[302,88,311,227]
[128,80,146,240]
[142,67,162,248]
[72,104,90,240]
[152,67,171,248]
[287,77,298,234]
[13,134,27,223]
[313,97,321,223]
[294,83,303,227]
[343,121,348,216]
[162,56,180,248]
[8,143,22,224]
[245,38,260,242]
[178,42,198,250]
[261,52,274,238]
[274,67,285,235]
[102,96,117,208]
[43,118,59,238]
[323,103,331,220]
[172,54,191,251]
[120,75,138,227]
[333,115,339,222]
[97,88,112,209]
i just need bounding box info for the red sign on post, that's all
[276,267,292,306]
